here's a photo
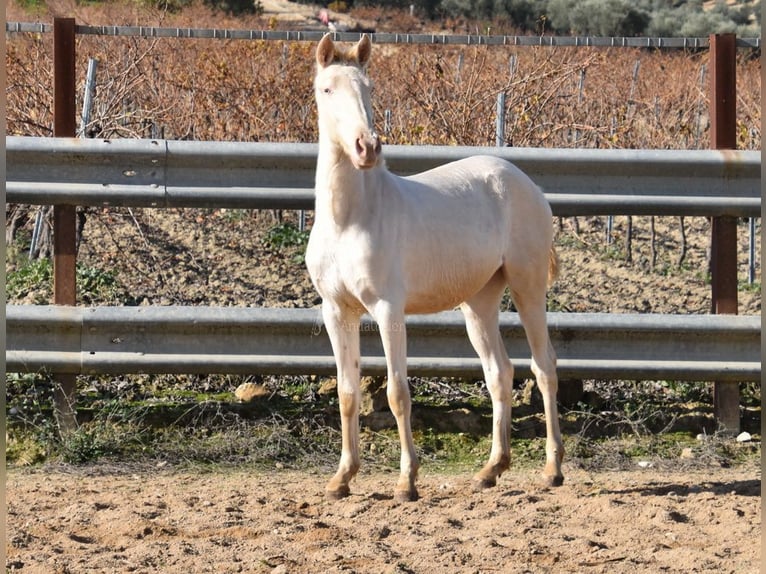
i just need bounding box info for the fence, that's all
[6,21,762,48]
[4,20,761,435]
[6,306,760,382]
[6,136,760,216]
[6,135,762,430]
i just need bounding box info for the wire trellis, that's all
[5,21,762,49]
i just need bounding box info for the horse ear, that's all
[316,33,335,68]
[354,34,372,67]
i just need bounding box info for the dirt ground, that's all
[5,463,761,574]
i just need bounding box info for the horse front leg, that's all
[373,303,419,502]
[322,302,362,500]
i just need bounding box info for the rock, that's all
[234,382,269,402]
[360,376,387,414]
[637,461,653,468]
[520,379,545,408]
[735,431,752,443]
[317,376,388,414]
[317,377,337,396]
[680,447,695,459]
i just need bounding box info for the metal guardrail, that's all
[6,136,761,216]
[6,306,760,382]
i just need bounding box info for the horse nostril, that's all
[354,134,380,166]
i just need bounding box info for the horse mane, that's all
[329,46,364,66]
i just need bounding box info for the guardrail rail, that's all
[7,306,760,382]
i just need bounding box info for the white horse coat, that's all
[307,34,563,502]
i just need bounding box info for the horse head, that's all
[314,34,381,170]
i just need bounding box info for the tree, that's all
[548,0,650,36]
[493,0,549,31]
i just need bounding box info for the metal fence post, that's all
[79,58,98,136]
[53,17,78,434]
[495,92,505,147]
[709,33,740,435]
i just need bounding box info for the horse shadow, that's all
[601,477,761,498]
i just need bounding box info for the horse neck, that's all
[315,137,383,228]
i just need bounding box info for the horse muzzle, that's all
[352,133,382,169]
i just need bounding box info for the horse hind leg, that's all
[461,270,514,490]
[505,263,565,487]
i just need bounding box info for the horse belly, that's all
[399,210,506,314]
[402,249,503,314]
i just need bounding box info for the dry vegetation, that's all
[5,1,762,149]
[6,1,762,314]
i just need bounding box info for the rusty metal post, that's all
[709,33,740,435]
[53,17,78,433]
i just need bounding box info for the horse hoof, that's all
[326,484,351,501]
[542,474,564,487]
[393,489,419,503]
[472,477,497,491]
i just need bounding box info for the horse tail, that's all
[547,246,560,288]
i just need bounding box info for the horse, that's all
[305,33,564,502]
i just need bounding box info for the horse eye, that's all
[323,87,332,95]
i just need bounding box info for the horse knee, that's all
[531,357,557,392]
[337,386,360,418]
[386,376,411,416]
[485,369,513,403]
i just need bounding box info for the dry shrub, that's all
[5,1,761,149]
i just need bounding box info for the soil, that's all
[62,208,760,316]
[6,463,761,574]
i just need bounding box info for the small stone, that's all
[736,432,752,443]
[680,447,695,459]
[318,377,337,396]
[637,461,653,468]
[360,376,388,414]
[234,382,269,403]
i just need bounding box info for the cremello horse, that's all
[306,34,563,502]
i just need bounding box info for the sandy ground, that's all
[6,463,761,573]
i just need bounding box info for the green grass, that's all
[263,222,309,250]
[6,256,131,304]
[6,257,52,303]
[739,279,761,294]
[5,371,760,471]
[263,222,310,264]
[5,380,760,474]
